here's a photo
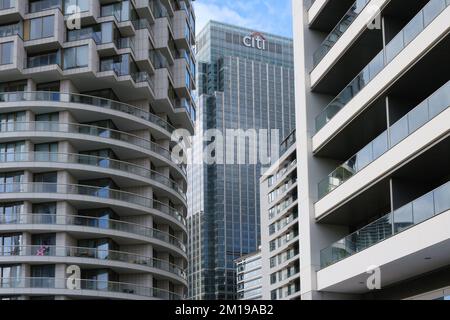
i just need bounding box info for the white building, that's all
[235,250,262,300]
[293,0,450,300]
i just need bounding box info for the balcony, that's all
[321,181,450,268]
[0,91,175,135]
[0,183,186,226]
[0,277,182,300]
[318,80,450,199]
[0,121,184,173]
[0,245,186,280]
[0,152,185,201]
[0,214,186,252]
[315,0,450,134]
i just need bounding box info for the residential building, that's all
[235,250,262,300]
[260,130,300,300]
[0,0,196,300]
[188,21,295,300]
[293,0,450,299]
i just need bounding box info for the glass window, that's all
[0,42,13,65]
[28,16,54,40]
[64,45,88,70]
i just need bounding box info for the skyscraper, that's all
[293,0,450,300]
[188,21,295,300]
[0,0,195,300]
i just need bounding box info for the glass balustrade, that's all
[0,214,186,251]
[318,80,450,199]
[0,277,182,299]
[0,91,176,134]
[313,0,370,68]
[0,245,186,279]
[0,183,186,225]
[0,152,185,199]
[315,0,450,133]
[320,181,450,268]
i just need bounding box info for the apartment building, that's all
[293,0,450,299]
[235,250,262,300]
[260,130,300,300]
[0,0,196,300]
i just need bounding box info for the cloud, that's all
[194,0,293,38]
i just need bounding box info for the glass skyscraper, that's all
[188,21,295,300]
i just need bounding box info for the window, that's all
[34,172,57,193]
[0,112,26,133]
[0,42,13,65]
[0,203,23,224]
[0,172,23,193]
[0,141,25,162]
[0,265,21,288]
[0,0,15,10]
[35,142,58,162]
[27,16,55,40]
[0,234,22,256]
[64,0,89,14]
[29,0,62,13]
[64,45,88,69]
[33,203,57,224]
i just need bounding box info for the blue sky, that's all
[193,0,293,38]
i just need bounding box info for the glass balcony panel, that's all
[434,182,450,214]
[393,203,414,233]
[423,0,446,26]
[408,100,429,133]
[403,13,424,46]
[412,192,435,224]
[355,143,373,171]
[385,32,404,64]
[428,82,450,118]
[372,131,388,160]
[389,115,409,147]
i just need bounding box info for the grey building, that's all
[260,130,300,300]
[235,250,262,300]
[0,0,195,300]
[187,21,295,300]
[293,0,450,300]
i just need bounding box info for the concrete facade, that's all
[293,0,450,300]
[0,0,195,300]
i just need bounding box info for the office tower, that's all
[188,21,295,300]
[293,0,450,300]
[0,0,196,300]
[260,130,300,300]
[235,250,262,300]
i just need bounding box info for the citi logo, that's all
[243,32,267,50]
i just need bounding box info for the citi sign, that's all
[243,32,267,50]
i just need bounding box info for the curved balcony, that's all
[0,121,186,175]
[0,278,182,300]
[312,0,370,68]
[315,0,450,133]
[0,214,186,253]
[0,91,176,135]
[320,181,450,268]
[0,183,186,226]
[0,152,186,202]
[318,80,450,199]
[0,245,186,281]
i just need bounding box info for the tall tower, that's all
[0,0,195,300]
[188,21,295,300]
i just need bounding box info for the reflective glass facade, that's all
[188,21,295,300]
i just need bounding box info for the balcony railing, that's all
[320,181,450,268]
[313,0,370,68]
[0,152,185,200]
[0,0,15,10]
[0,214,186,252]
[0,183,186,225]
[0,277,182,299]
[0,91,176,134]
[0,120,184,172]
[0,245,186,279]
[318,80,450,199]
[315,0,450,133]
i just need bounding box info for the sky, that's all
[193,0,293,38]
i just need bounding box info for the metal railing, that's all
[0,91,175,134]
[0,120,185,172]
[0,152,185,200]
[321,181,450,268]
[0,245,186,279]
[0,183,186,225]
[0,214,186,252]
[0,277,182,299]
